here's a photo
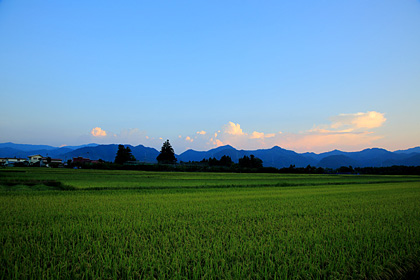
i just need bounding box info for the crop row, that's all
[1,168,417,191]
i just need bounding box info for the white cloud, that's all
[196,130,206,135]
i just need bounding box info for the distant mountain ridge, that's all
[0,142,98,151]
[59,144,159,163]
[1,142,419,168]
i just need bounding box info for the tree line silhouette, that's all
[67,140,420,175]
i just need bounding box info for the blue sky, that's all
[1,0,419,153]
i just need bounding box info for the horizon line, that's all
[1,141,419,155]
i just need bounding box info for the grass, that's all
[1,168,420,279]
[0,168,417,191]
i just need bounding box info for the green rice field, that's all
[1,168,420,279]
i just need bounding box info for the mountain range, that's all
[1,142,420,169]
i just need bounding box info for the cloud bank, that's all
[178,111,386,153]
[86,111,386,153]
[87,127,160,147]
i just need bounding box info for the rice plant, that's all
[1,168,419,279]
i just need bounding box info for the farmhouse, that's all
[0,157,28,167]
[0,155,64,167]
[28,155,43,164]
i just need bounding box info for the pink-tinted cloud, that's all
[215,139,224,147]
[278,131,384,153]
[330,111,386,130]
[250,131,265,139]
[91,127,107,137]
[205,121,280,150]
[86,111,387,153]
[224,122,244,135]
[250,131,276,139]
[86,127,159,147]
[195,112,386,152]
[279,111,387,152]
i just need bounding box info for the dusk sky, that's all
[1,1,419,153]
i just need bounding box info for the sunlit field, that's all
[1,168,420,279]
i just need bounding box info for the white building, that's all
[0,158,28,166]
[28,155,43,164]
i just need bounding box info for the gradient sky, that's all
[1,1,419,153]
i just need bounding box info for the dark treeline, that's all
[354,166,420,175]
[65,160,420,175]
[17,144,418,175]
[276,165,420,175]
[201,155,263,169]
[7,141,419,175]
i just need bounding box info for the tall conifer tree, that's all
[157,140,177,164]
